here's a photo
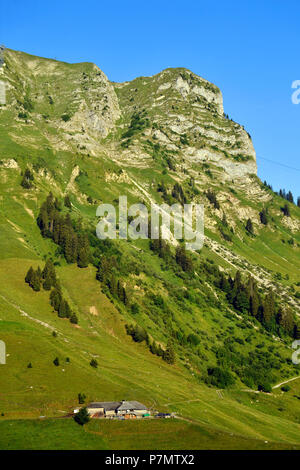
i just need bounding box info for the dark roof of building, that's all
[87,400,148,411]
[87,401,120,411]
[117,401,147,411]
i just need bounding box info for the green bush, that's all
[74,407,90,426]
[207,367,235,388]
[258,382,272,393]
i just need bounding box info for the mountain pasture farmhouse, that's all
[86,400,149,419]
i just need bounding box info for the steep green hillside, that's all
[0,48,299,449]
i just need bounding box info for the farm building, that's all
[87,400,149,418]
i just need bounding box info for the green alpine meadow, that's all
[0,46,299,450]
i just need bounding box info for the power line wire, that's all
[257,155,300,172]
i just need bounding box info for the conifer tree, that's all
[262,290,276,325]
[245,218,254,235]
[150,341,158,355]
[282,203,290,217]
[53,357,60,366]
[222,212,228,227]
[70,312,78,324]
[43,275,52,291]
[58,299,67,318]
[287,191,294,203]
[31,271,41,292]
[246,276,260,317]
[25,266,34,284]
[163,340,176,364]
[77,234,89,268]
[50,288,62,311]
[42,259,56,283]
[293,324,300,339]
[74,407,90,426]
[108,275,118,297]
[36,266,42,280]
[277,307,294,335]
[175,245,193,272]
[259,208,268,225]
[64,301,71,319]
[64,195,72,209]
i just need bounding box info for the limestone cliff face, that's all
[114,68,256,180]
[3,49,120,141]
[2,49,256,180]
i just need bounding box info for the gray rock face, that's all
[3,49,256,180]
[114,66,256,179]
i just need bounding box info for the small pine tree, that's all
[262,290,276,326]
[70,312,78,324]
[77,234,89,268]
[293,324,300,339]
[74,407,90,426]
[282,203,290,217]
[42,260,56,286]
[245,218,254,235]
[222,212,228,227]
[64,195,72,209]
[25,266,34,284]
[50,288,62,312]
[27,362,32,368]
[58,299,68,318]
[287,191,294,203]
[163,340,176,364]
[53,357,60,366]
[43,275,52,291]
[90,359,98,368]
[21,168,34,189]
[77,247,89,268]
[259,208,268,225]
[78,393,86,404]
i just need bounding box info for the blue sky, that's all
[1,0,299,199]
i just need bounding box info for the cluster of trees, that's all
[25,259,57,292]
[150,238,171,261]
[50,287,78,324]
[206,366,235,388]
[216,270,298,337]
[37,193,90,267]
[175,245,193,272]
[263,181,300,209]
[121,110,150,147]
[150,237,194,275]
[21,167,34,189]
[172,183,187,204]
[96,255,129,305]
[25,260,78,324]
[106,276,128,305]
[278,189,295,204]
[157,181,187,205]
[125,324,175,364]
[213,340,280,391]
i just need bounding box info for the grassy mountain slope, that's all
[0,48,299,449]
